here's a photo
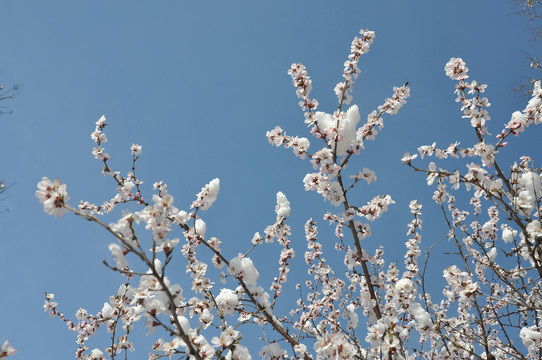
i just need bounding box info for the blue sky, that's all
[0,1,539,358]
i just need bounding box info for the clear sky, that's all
[0,1,539,358]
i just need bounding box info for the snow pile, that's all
[315,104,360,156]
[228,257,259,287]
[275,191,291,219]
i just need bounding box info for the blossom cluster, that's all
[334,29,375,105]
[0,342,16,360]
[35,177,70,218]
[43,288,137,359]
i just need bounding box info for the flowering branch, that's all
[35,28,542,360]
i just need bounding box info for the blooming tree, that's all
[32,28,542,360]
